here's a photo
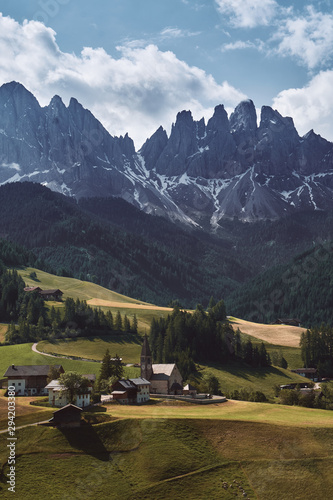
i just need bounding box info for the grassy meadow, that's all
[37,334,142,364]
[1,406,333,499]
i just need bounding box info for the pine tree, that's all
[99,349,113,381]
[131,314,138,334]
[123,314,130,332]
[115,311,122,331]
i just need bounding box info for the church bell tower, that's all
[141,335,153,380]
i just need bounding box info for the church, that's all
[140,335,183,395]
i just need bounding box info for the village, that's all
[2,336,229,429]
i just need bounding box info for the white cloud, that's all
[0,14,246,148]
[273,6,333,69]
[215,0,278,28]
[221,39,265,52]
[272,70,333,140]
[160,27,201,39]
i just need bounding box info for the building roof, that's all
[45,378,92,394]
[45,380,63,391]
[4,364,63,378]
[183,383,196,391]
[52,403,83,415]
[130,377,151,386]
[39,289,63,296]
[117,379,137,390]
[24,286,42,292]
[150,363,176,380]
[291,368,317,373]
[111,391,127,395]
[141,335,152,357]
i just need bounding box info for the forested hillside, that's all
[226,241,333,327]
[0,182,246,307]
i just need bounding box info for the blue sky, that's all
[0,0,332,147]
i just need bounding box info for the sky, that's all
[0,0,332,148]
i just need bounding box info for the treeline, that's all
[149,301,270,379]
[276,383,333,410]
[300,325,333,377]
[5,295,138,344]
[0,264,43,324]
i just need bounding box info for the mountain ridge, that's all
[1,81,333,227]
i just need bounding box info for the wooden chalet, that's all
[24,287,63,301]
[49,404,82,428]
[274,318,301,327]
[4,364,64,396]
[111,377,150,404]
[291,368,319,381]
[39,289,63,301]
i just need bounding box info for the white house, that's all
[45,374,95,408]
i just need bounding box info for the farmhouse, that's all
[4,364,64,396]
[140,336,183,395]
[49,404,83,428]
[24,287,63,301]
[274,318,301,327]
[111,377,150,404]
[39,289,63,300]
[45,374,95,408]
[291,368,319,381]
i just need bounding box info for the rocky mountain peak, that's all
[1,82,333,227]
[229,99,257,134]
[207,104,229,134]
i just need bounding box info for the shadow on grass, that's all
[60,423,110,461]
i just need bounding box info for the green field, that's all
[37,334,142,364]
[199,362,307,398]
[1,409,333,499]
[0,343,140,392]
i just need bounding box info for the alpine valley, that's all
[1,80,333,323]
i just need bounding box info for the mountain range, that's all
[1,81,333,228]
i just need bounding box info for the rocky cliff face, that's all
[1,81,333,228]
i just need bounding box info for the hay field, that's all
[230,317,306,348]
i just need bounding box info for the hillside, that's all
[1,411,333,499]
[226,240,333,326]
[0,182,246,307]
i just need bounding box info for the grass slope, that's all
[37,334,142,364]
[1,412,333,499]
[229,317,305,348]
[16,267,172,330]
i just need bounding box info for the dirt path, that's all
[32,342,55,357]
[31,343,101,363]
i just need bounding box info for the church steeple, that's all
[141,335,153,380]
